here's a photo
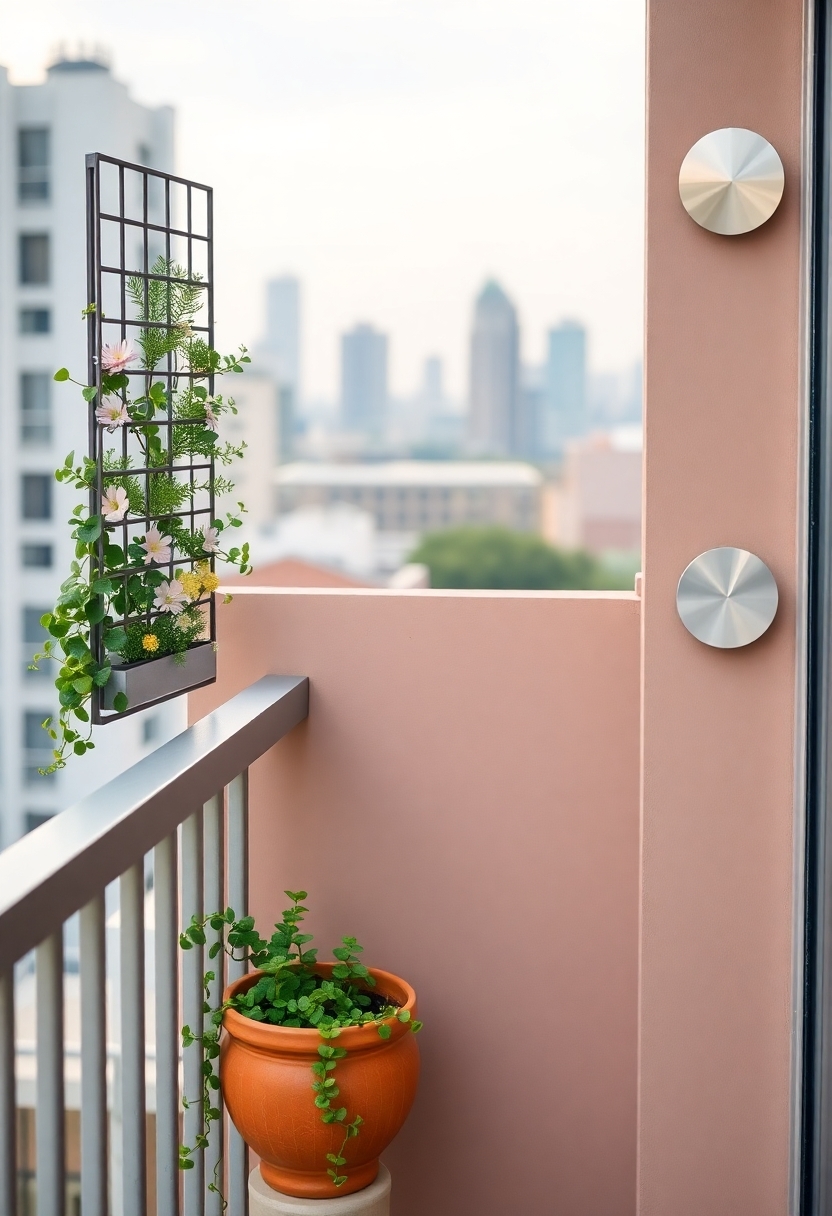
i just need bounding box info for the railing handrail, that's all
[0,674,309,972]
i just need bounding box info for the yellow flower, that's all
[179,570,203,599]
[142,634,159,653]
[197,562,220,594]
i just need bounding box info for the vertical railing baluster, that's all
[155,831,181,1216]
[36,930,65,1216]
[203,794,224,1215]
[0,967,17,1216]
[226,770,249,1214]
[80,893,107,1216]
[182,808,205,1216]
[121,862,147,1216]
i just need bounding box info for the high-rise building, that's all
[0,53,179,846]
[422,355,444,408]
[341,323,388,438]
[468,280,521,456]
[258,276,300,460]
[539,320,588,455]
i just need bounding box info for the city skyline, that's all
[252,273,641,442]
[1,0,645,400]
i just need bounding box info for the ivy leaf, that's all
[81,385,98,403]
[63,636,92,661]
[76,516,102,543]
[104,627,127,652]
[53,367,70,381]
[113,691,128,713]
[84,596,106,625]
[92,665,112,687]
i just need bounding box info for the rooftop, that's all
[275,460,543,489]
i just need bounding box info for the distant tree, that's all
[409,526,631,590]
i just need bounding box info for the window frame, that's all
[18,233,50,286]
[21,473,52,521]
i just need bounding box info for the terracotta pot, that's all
[221,963,420,1198]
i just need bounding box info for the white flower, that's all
[141,527,173,566]
[203,400,219,432]
[101,486,128,522]
[100,340,138,373]
[154,579,187,615]
[95,397,129,431]
[201,525,220,554]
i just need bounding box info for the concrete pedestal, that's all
[249,1164,391,1216]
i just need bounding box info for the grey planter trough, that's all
[102,643,217,716]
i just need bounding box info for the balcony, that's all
[0,0,816,1213]
[0,589,640,1216]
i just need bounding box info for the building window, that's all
[18,128,50,203]
[25,810,54,833]
[19,308,51,335]
[24,710,54,783]
[22,543,53,568]
[23,607,50,678]
[19,234,50,285]
[20,373,52,445]
[21,474,52,520]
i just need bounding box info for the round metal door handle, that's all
[678,128,785,235]
[676,547,778,648]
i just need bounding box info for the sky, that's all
[2,0,646,403]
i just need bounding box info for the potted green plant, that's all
[180,891,423,1200]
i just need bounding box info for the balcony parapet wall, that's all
[191,588,640,1216]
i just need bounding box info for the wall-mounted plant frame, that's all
[85,153,229,723]
[33,155,250,769]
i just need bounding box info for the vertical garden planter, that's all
[34,155,251,769]
[87,153,222,721]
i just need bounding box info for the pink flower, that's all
[95,397,129,431]
[154,579,187,615]
[141,527,173,566]
[100,340,138,373]
[101,486,128,522]
[203,402,219,432]
[201,525,220,554]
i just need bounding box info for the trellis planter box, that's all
[102,642,217,715]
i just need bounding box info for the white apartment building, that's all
[0,53,182,846]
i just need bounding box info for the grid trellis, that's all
[85,153,218,722]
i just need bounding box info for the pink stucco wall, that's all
[191,588,640,1216]
[640,2,804,1214]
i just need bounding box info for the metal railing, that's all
[0,674,309,1216]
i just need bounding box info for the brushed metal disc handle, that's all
[676,547,778,648]
[679,128,785,235]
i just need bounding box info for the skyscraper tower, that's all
[259,276,301,460]
[468,280,521,456]
[263,277,301,398]
[0,53,176,845]
[341,323,388,439]
[540,320,587,454]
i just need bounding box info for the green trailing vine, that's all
[30,259,253,771]
[179,891,422,1198]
